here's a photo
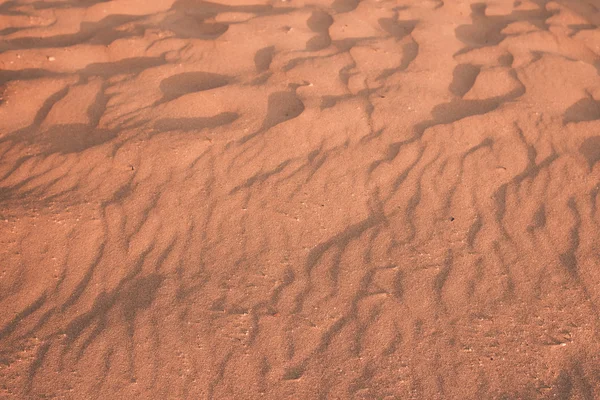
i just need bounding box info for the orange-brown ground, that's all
[1,0,600,398]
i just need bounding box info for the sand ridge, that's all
[1,0,600,398]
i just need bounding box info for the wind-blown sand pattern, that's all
[1,0,600,398]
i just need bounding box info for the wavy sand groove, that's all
[1,0,600,398]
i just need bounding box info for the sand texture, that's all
[1,0,600,398]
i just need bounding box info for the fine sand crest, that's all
[1,0,600,398]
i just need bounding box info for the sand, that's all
[0,0,600,398]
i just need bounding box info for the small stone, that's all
[47,56,55,61]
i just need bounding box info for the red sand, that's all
[1,0,600,398]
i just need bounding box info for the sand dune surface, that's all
[1,0,600,398]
